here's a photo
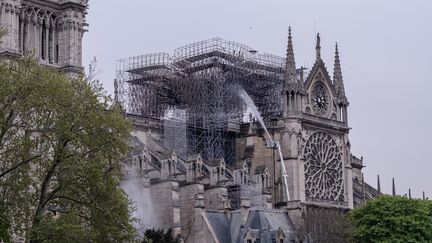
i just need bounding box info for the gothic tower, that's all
[267,30,354,241]
[276,29,353,210]
[0,0,88,73]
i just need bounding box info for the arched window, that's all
[139,156,142,172]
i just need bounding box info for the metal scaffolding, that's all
[116,37,286,165]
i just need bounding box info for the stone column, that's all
[0,1,20,53]
[49,26,53,63]
[33,16,40,58]
[240,197,250,228]
[344,134,354,208]
[44,21,48,61]
[13,5,19,51]
[19,16,24,52]
[53,28,58,63]
[44,22,48,61]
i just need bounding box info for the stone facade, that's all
[0,0,87,73]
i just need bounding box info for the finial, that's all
[392,178,396,196]
[315,33,321,61]
[335,42,340,64]
[408,188,412,199]
[288,26,292,38]
[377,175,381,194]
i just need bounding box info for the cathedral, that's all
[118,32,380,242]
[1,1,380,242]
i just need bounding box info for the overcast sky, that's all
[83,0,432,198]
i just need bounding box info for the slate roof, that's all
[205,211,232,243]
[204,208,298,243]
[176,159,186,173]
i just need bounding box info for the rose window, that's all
[304,131,344,201]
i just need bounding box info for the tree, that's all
[349,195,432,243]
[0,56,136,242]
[142,228,177,243]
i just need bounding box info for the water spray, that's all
[239,88,291,201]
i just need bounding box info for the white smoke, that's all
[121,165,159,236]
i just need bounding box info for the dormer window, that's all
[276,227,286,243]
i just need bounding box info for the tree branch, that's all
[42,185,62,208]
[53,195,88,205]
[0,154,40,178]
[32,138,70,228]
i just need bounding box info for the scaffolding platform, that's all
[116,37,286,165]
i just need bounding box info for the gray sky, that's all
[83,0,432,198]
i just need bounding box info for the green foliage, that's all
[0,201,11,243]
[142,228,176,243]
[0,56,136,242]
[349,195,432,243]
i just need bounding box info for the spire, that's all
[392,178,396,196]
[408,188,412,199]
[285,26,297,84]
[333,42,349,106]
[315,33,321,61]
[333,43,343,89]
[283,27,303,117]
[377,175,381,194]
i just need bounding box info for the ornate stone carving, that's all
[304,131,344,201]
[311,81,329,116]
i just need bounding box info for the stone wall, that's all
[179,183,204,238]
[150,180,181,237]
[204,186,228,210]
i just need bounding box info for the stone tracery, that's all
[304,131,344,201]
[311,82,329,116]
